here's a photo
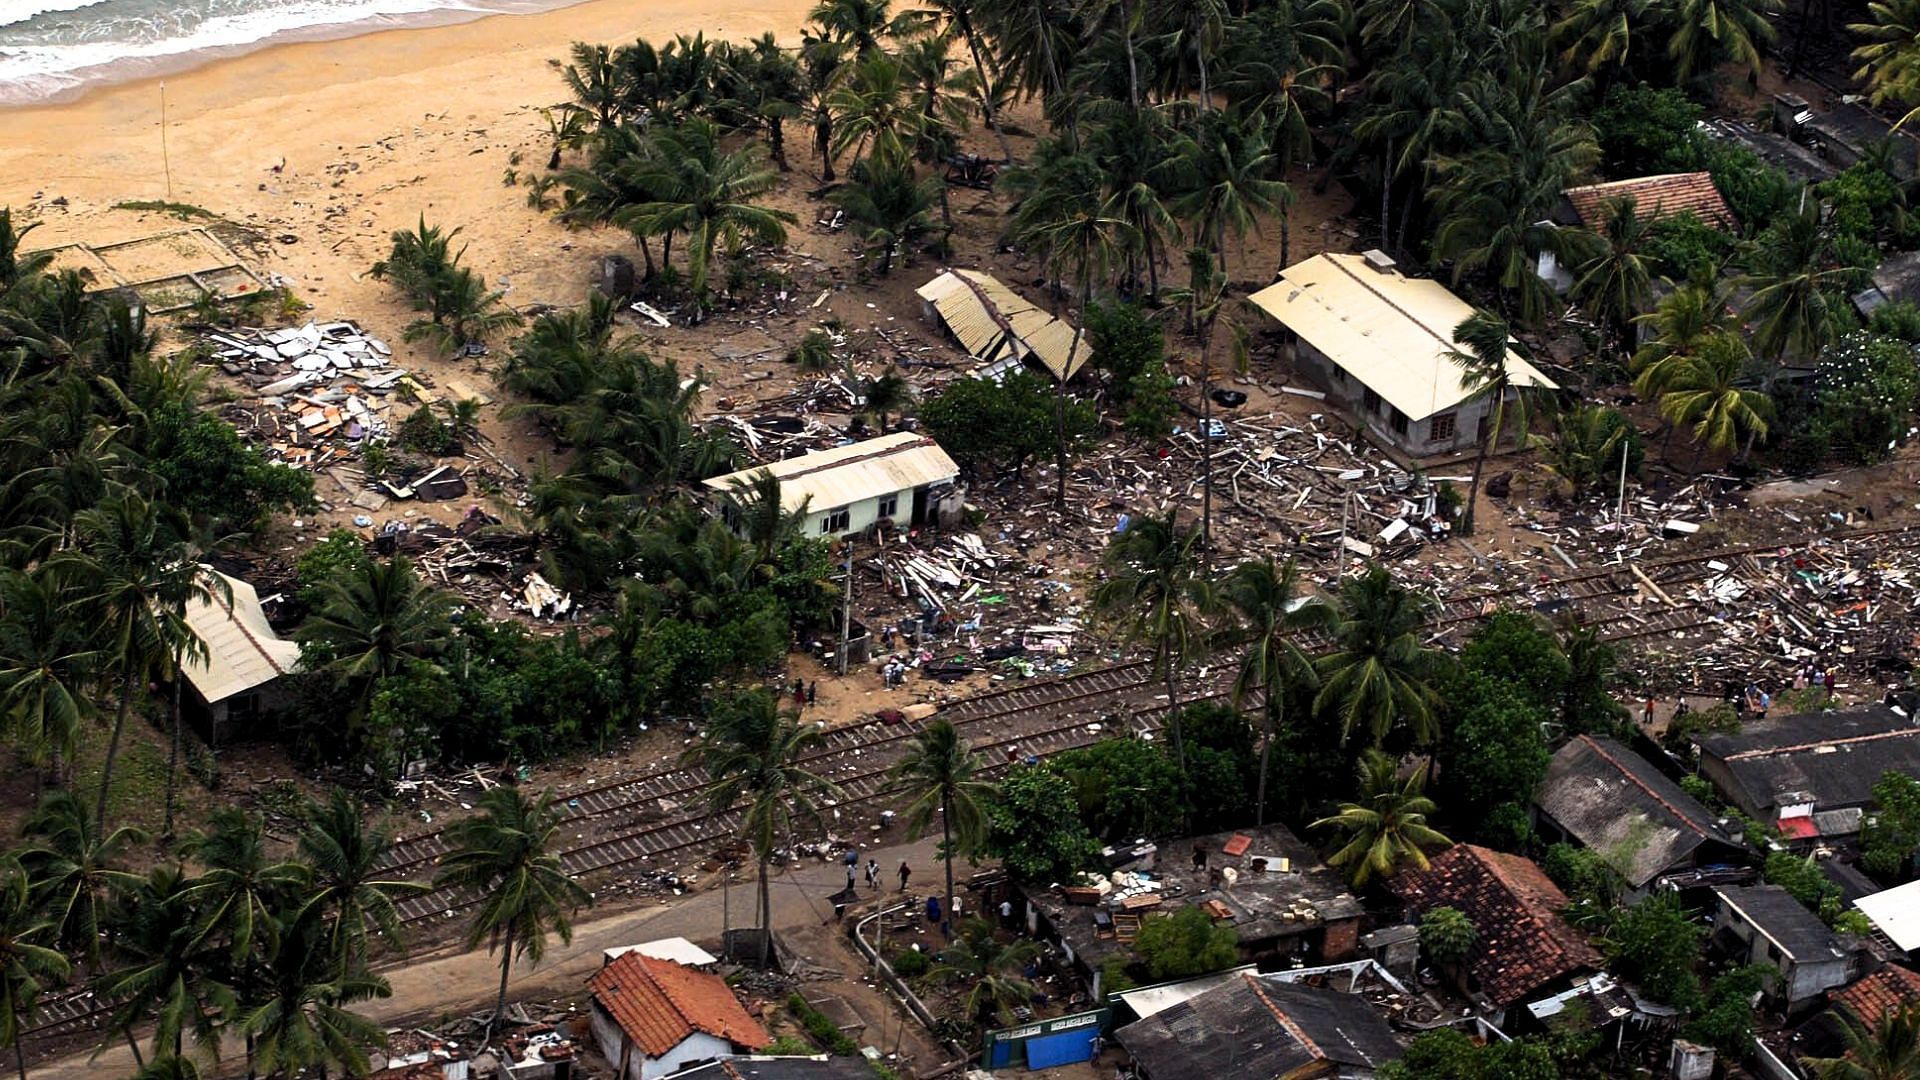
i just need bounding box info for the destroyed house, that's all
[1026,825,1364,1000]
[915,268,1090,382]
[1696,706,1920,839]
[588,953,771,1080]
[702,433,962,540]
[1794,965,1920,1061]
[1248,252,1558,455]
[179,570,301,744]
[1115,972,1404,1080]
[1387,845,1603,1013]
[1712,884,1862,1011]
[659,1058,877,1080]
[1534,736,1742,896]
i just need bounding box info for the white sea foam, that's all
[0,0,510,104]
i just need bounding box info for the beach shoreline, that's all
[0,0,600,109]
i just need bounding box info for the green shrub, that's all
[891,948,930,977]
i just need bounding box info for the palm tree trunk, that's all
[164,674,183,838]
[770,117,790,171]
[95,671,135,834]
[955,11,1014,163]
[123,1028,145,1069]
[1122,0,1142,111]
[757,855,772,969]
[941,791,956,939]
[490,946,512,1044]
[1199,322,1215,565]
[1379,136,1392,251]
[1464,426,1491,536]
[15,1036,27,1080]
[1163,660,1186,771]
[1278,203,1291,278]
[1255,699,1275,826]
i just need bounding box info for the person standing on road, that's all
[899,862,912,891]
[866,859,879,889]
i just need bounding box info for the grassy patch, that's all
[113,200,219,222]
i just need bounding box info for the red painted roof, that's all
[1831,965,1920,1027]
[1388,845,1603,1007]
[589,954,771,1057]
[1778,815,1820,840]
[1563,173,1736,230]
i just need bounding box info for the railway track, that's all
[25,521,1920,1046]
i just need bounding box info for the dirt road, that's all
[35,834,949,1080]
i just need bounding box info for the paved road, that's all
[33,834,949,1080]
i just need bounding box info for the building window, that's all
[1391,408,1409,436]
[820,508,851,534]
[1362,387,1382,415]
[1766,943,1781,962]
[1429,412,1457,443]
[876,494,898,520]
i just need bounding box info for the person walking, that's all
[866,859,879,889]
[898,861,912,891]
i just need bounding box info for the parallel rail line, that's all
[25,521,1919,1045]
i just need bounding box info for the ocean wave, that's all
[0,0,115,30]
[0,0,485,103]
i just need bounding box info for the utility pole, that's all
[838,550,854,676]
[159,82,173,201]
[1615,438,1630,530]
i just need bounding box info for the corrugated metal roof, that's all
[916,269,1090,381]
[703,432,959,514]
[1247,253,1558,422]
[180,570,301,705]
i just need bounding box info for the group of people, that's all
[789,678,818,708]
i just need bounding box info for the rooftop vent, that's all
[1362,249,1397,274]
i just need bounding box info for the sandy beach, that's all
[0,0,819,321]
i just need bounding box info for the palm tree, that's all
[435,787,591,1043]
[921,0,1014,159]
[827,51,920,167]
[241,915,391,1080]
[0,209,51,300]
[1313,567,1441,747]
[180,809,311,971]
[399,265,522,358]
[682,690,837,966]
[1445,309,1540,536]
[51,493,213,833]
[618,119,796,314]
[1537,404,1633,498]
[1853,0,1920,129]
[0,860,66,1080]
[1802,1002,1920,1080]
[1631,282,1743,400]
[1743,198,1857,362]
[927,918,1039,1026]
[296,555,453,709]
[800,33,852,182]
[295,789,429,969]
[1007,151,1133,507]
[1571,196,1655,353]
[556,41,627,131]
[889,721,995,939]
[18,790,144,972]
[1221,557,1330,827]
[719,471,810,567]
[810,0,923,55]
[1166,115,1289,273]
[1667,0,1777,82]
[1551,0,1654,78]
[857,366,915,429]
[718,34,805,171]
[830,146,944,275]
[1655,336,1775,462]
[98,866,233,1063]
[0,569,95,778]
[1090,512,1213,770]
[1311,750,1452,886]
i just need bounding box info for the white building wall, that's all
[802,488,914,539]
[641,1033,734,1080]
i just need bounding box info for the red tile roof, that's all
[589,954,771,1057]
[1563,173,1736,231]
[1387,845,1604,1007]
[1778,815,1821,840]
[1831,965,1920,1027]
